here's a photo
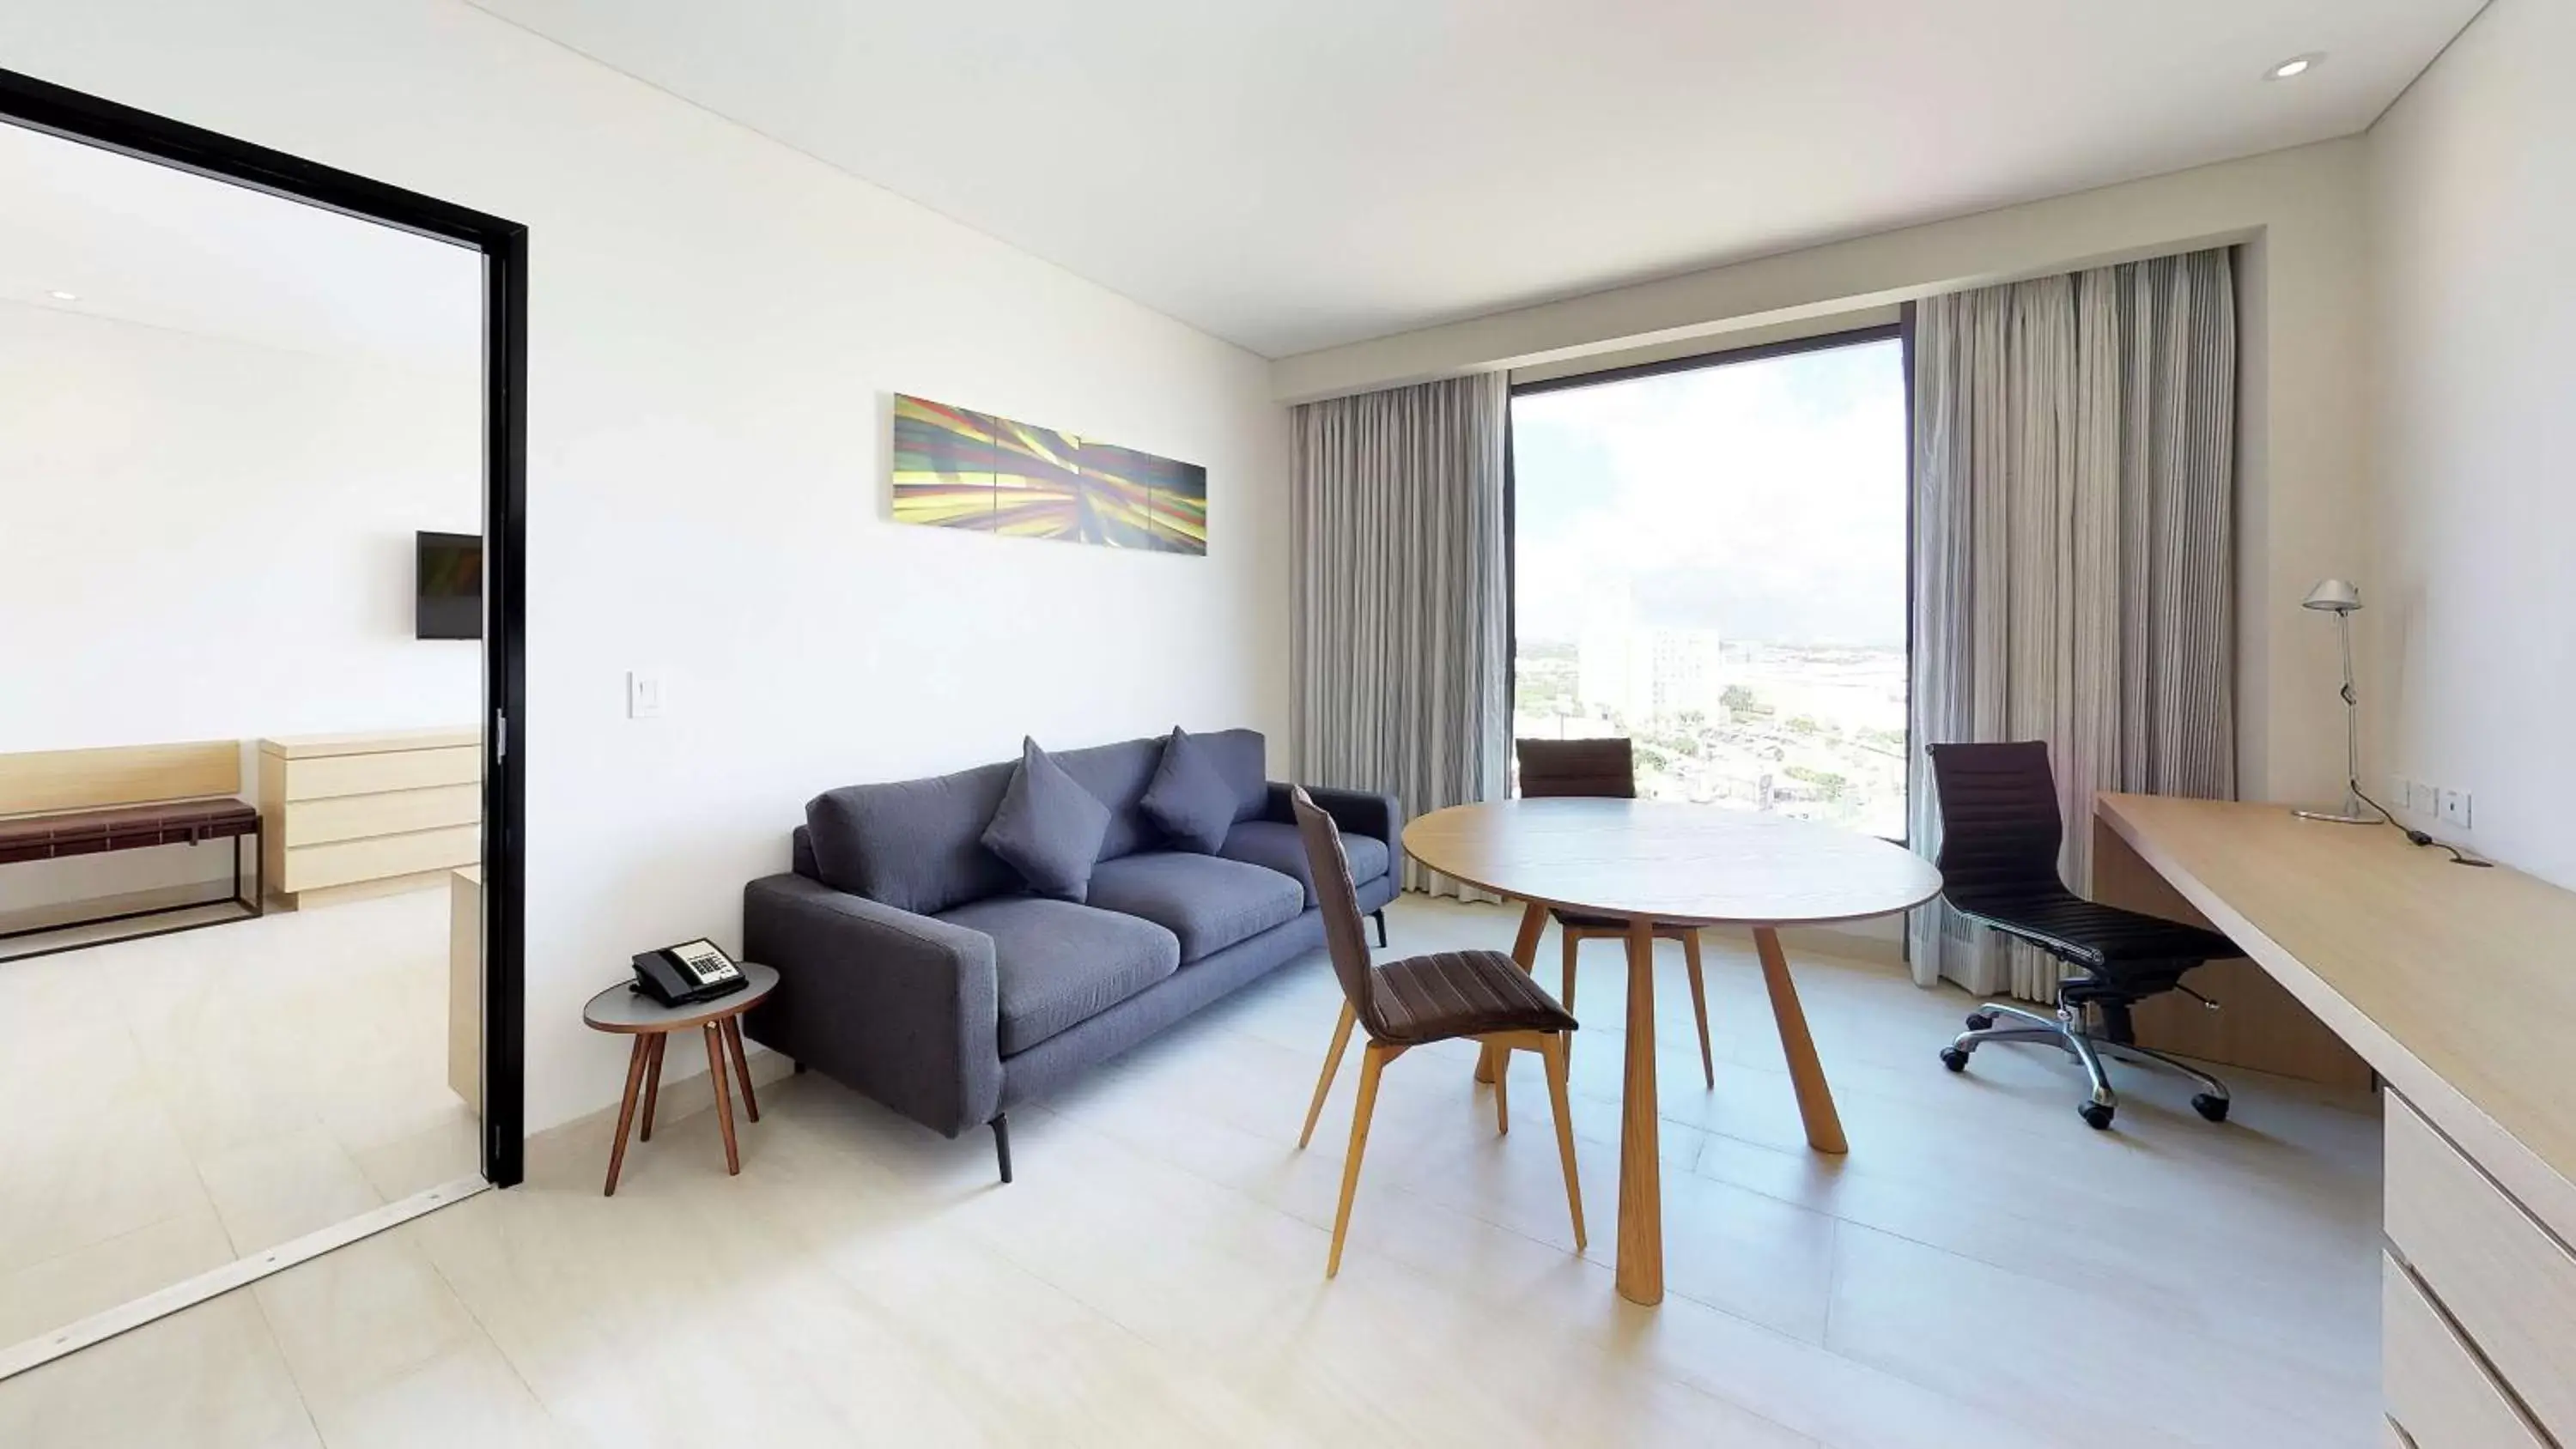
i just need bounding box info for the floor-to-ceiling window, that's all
[1509,327,1911,837]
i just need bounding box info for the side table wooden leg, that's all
[1479,900,1550,1085]
[705,1022,741,1175]
[639,1034,666,1142]
[723,1016,758,1123]
[1753,926,1847,1154]
[604,1035,650,1197]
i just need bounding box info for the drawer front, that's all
[283,824,478,892]
[280,746,479,802]
[2384,1256,2545,1448]
[283,784,479,847]
[2385,1094,2576,1442]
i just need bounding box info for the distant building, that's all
[1578,601,1726,726]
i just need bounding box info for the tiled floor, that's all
[0,888,479,1350]
[0,894,2383,1446]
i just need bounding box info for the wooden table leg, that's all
[1753,925,1847,1155]
[639,1034,666,1142]
[722,1016,758,1123]
[704,1022,741,1175]
[604,1034,650,1197]
[1479,900,1552,1085]
[1616,916,1664,1306]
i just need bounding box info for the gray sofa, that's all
[741,728,1400,1179]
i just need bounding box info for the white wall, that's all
[0,304,482,749]
[0,301,481,907]
[1276,142,2377,812]
[2365,0,2576,889]
[0,0,1290,1131]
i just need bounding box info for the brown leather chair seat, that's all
[0,798,259,864]
[1367,949,1577,1045]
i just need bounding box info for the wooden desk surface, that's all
[2098,793,2576,1237]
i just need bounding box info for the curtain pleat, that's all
[1907,248,2237,997]
[1291,374,1509,897]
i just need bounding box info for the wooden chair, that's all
[1288,786,1585,1277]
[1516,737,1715,1087]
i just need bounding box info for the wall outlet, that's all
[2439,787,2472,829]
[626,670,665,720]
[2389,775,2415,814]
[2408,779,2438,816]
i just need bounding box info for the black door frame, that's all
[0,66,531,1186]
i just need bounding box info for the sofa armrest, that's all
[1265,781,1401,846]
[741,873,1002,1138]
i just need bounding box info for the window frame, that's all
[1504,319,1917,843]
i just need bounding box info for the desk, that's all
[2094,794,2576,1446]
[1401,800,1941,1306]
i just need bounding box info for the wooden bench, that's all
[0,742,264,961]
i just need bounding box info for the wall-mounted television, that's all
[416,530,483,640]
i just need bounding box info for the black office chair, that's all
[1925,742,2240,1130]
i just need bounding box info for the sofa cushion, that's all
[1083,851,1305,963]
[981,737,1113,902]
[806,760,1018,915]
[1218,818,1391,906]
[941,896,1180,1056]
[1051,735,1164,863]
[1189,728,1273,824]
[1139,728,1236,853]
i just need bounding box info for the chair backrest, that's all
[1924,742,2066,906]
[1516,737,1636,799]
[1289,785,1389,1037]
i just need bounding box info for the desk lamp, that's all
[2293,579,2377,823]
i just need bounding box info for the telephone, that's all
[632,937,748,1007]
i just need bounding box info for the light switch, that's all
[627,671,665,720]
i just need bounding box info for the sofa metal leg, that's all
[991,1113,1013,1185]
[1370,909,1387,949]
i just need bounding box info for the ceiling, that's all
[0,119,479,369]
[471,0,2482,358]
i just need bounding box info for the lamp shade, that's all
[2301,579,2361,613]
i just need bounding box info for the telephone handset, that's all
[633,937,748,1007]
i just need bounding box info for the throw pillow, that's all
[1139,726,1236,853]
[981,737,1113,901]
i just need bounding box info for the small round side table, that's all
[580,961,780,1196]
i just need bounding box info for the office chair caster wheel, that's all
[2192,1094,2230,1123]
[1964,1010,1996,1032]
[2079,1101,2115,1131]
[1939,1046,1971,1072]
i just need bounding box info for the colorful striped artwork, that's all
[890,394,1207,554]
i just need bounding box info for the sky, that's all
[1512,337,1908,648]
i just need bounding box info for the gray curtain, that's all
[1291,373,1509,897]
[1908,248,2238,997]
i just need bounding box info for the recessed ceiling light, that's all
[46,289,79,301]
[2267,53,2323,81]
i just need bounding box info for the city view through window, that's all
[1510,335,1910,838]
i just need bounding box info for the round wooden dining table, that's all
[1402,798,1942,1307]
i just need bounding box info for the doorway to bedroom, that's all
[0,66,527,1379]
